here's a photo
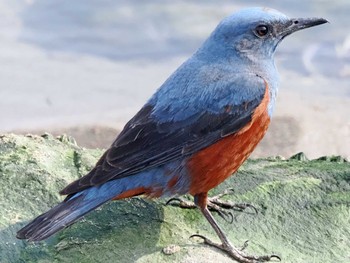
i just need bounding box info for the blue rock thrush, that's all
[17,7,327,263]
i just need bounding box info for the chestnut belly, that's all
[187,111,270,195]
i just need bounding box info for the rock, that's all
[0,134,349,263]
[289,152,309,161]
[162,244,181,255]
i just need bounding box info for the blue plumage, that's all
[17,9,327,261]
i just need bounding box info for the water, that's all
[0,0,349,157]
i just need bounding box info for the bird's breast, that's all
[187,85,271,195]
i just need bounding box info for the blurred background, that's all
[0,0,349,158]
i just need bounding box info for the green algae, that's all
[0,134,349,263]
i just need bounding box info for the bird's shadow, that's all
[3,198,164,263]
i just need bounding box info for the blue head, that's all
[149,7,327,121]
[199,7,327,64]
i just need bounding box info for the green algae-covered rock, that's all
[0,134,349,263]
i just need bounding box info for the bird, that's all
[17,7,327,263]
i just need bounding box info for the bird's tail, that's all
[16,179,133,241]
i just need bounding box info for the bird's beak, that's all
[278,17,328,37]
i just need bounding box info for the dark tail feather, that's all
[17,170,154,241]
[16,190,110,241]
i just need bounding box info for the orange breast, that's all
[187,85,270,195]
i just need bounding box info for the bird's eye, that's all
[255,25,269,37]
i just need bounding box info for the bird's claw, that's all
[192,236,249,252]
[232,203,258,215]
[207,200,258,224]
[166,196,236,223]
[214,207,234,223]
[210,198,258,215]
[190,234,224,249]
[165,197,181,206]
[166,190,258,223]
[165,197,196,208]
[208,189,259,216]
[191,234,280,262]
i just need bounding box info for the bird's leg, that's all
[166,189,257,223]
[191,193,280,263]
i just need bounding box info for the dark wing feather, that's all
[60,75,267,196]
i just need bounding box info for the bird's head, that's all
[201,7,328,63]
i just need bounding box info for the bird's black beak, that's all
[278,17,328,38]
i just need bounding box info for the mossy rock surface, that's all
[0,134,349,263]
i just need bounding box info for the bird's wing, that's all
[60,73,268,195]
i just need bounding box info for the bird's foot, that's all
[208,189,258,222]
[191,234,280,263]
[166,189,257,223]
[166,197,197,209]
